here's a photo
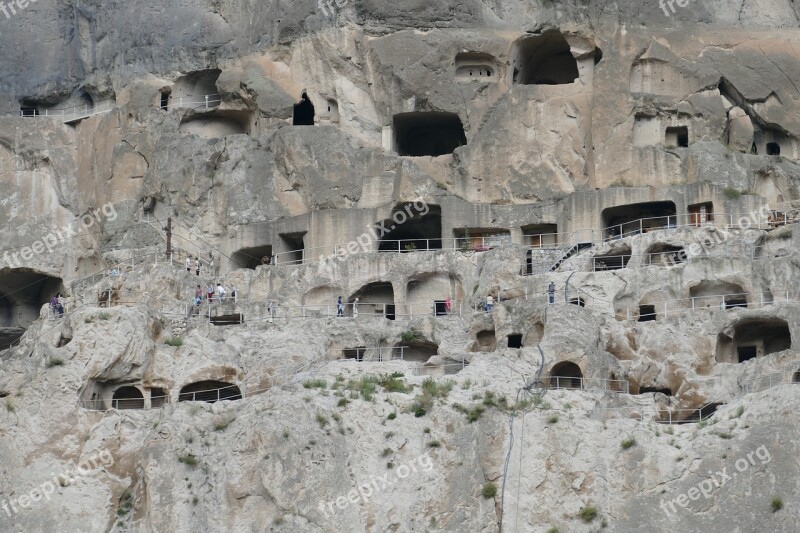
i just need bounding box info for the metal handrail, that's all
[18,99,116,123]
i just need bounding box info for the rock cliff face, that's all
[1,1,800,532]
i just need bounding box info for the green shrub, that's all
[347,376,378,401]
[427,440,441,448]
[378,374,412,393]
[481,482,497,499]
[165,337,183,347]
[621,438,636,449]
[411,402,426,418]
[381,447,393,458]
[579,505,598,522]
[724,187,743,199]
[303,379,327,389]
[771,497,783,512]
[337,398,349,407]
[387,412,397,420]
[547,415,559,425]
[315,413,328,427]
[98,312,111,320]
[47,358,64,368]
[178,454,198,466]
[400,329,421,343]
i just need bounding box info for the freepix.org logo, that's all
[659,0,696,17]
[0,0,37,20]
[1,203,118,268]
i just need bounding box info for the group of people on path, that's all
[336,296,360,317]
[186,255,215,277]
[193,283,237,307]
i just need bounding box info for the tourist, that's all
[186,256,191,272]
[445,297,452,314]
[485,294,494,313]
[231,286,238,303]
[207,284,215,303]
[267,299,275,323]
[195,257,201,276]
[50,293,63,318]
[337,296,344,317]
[548,282,556,305]
[353,297,359,318]
[217,283,226,303]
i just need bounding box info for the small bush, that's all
[165,337,183,347]
[47,358,64,368]
[337,398,349,407]
[771,497,783,512]
[724,187,743,199]
[546,528,559,533]
[386,462,394,469]
[5,398,14,412]
[84,317,93,324]
[427,440,441,448]
[733,405,745,418]
[387,412,397,420]
[621,438,636,450]
[381,447,393,458]
[411,403,426,418]
[283,430,290,439]
[401,329,421,343]
[303,379,328,389]
[578,505,598,522]
[378,374,412,393]
[98,312,111,320]
[316,413,329,427]
[547,415,559,425]
[481,482,497,499]
[178,454,198,466]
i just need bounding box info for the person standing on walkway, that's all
[485,294,494,313]
[186,256,192,273]
[195,257,201,276]
[353,297,359,318]
[217,283,226,303]
[337,296,344,317]
[267,299,275,323]
[207,284,215,303]
[445,297,452,315]
[548,282,556,305]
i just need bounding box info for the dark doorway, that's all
[512,32,579,85]
[507,334,523,349]
[602,201,678,237]
[639,386,673,396]
[767,142,780,156]
[344,347,367,361]
[393,113,467,157]
[160,90,170,110]
[385,304,396,321]
[550,362,583,390]
[151,388,168,408]
[434,301,448,316]
[666,126,689,147]
[112,386,145,410]
[638,305,657,322]
[279,233,305,264]
[232,245,273,270]
[179,381,242,403]
[293,93,315,126]
[737,346,757,363]
[377,205,442,252]
[568,298,585,307]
